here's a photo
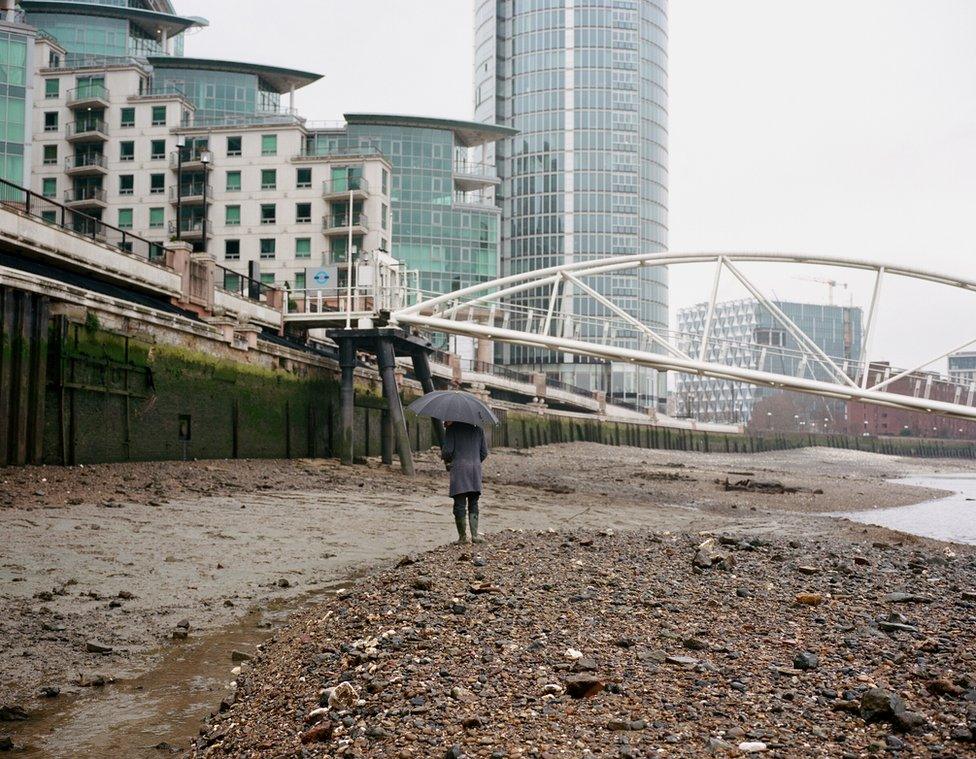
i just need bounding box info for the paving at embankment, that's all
[1,444,974,755]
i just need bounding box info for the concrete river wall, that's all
[3,283,976,465]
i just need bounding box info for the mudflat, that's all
[0,444,974,756]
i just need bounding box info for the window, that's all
[295,238,311,259]
[150,173,164,194]
[41,178,56,198]
[44,78,59,98]
[151,105,166,126]
[120,107,135,127]
[260,203,276,224]
[381,203,388,231]
[42,145,57,165]
[259,239,276,259]
[225,170,241,191]
[227,135,242,156]
[754,328,786,348]
[119,174,134,195]
[150,139,166,160]
[225,205,241,226]
[41,210,56,223]
[43,112,58,131]
[382,168,389,195]
[261,134,277,156]
[149,207,164,228]
[224,239,240,260]
[117,208,133,229]
[260,272,275,285]
[120,141,134,161]
[260,169,276,189]
[296,202,311,223]
[295,272,306,289]
[296,167,311,188]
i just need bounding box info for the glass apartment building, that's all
[474,0,669,408]
[306,114,515,297]
[0,14,33,190]
[674,300,863,423]
[21,0,197,61]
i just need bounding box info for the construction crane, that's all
[794,275,849,306]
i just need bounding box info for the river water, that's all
[836,474,976,545]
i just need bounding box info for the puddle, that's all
[836,474,976,545]
[9,579,356,758]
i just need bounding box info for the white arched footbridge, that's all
[390,252,976,421]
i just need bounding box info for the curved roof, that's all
[21,1,206,37]
[343,113,517,147]
[147,56,322,94]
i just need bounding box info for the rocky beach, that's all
[1,443,975,756]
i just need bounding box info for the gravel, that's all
[192,529,976,757]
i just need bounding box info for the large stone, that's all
[793,651,819,671]
[563,674,604,699]
[860,688,906,724]
[693,539,735,571]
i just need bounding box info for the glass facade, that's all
[24,9,181,63]
[310,124,501,296]
[0,27,31,192]
[475,0,669,406]
[151,67,281,124]
[675,300,863,423]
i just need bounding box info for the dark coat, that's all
[441,422,488,496]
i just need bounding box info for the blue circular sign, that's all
[313,270,331,285]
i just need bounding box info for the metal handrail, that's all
[323,177,369,195]
[453,160,498,178]
[169,149,211,168]
[64,154,107,171]
[168,218,207,235]
[66,84,109,104]
[168,184,212,201]
[63,187,106,203]
[66,119,108,137]
[0,177,165,262]
[323,212,368,230]
[217,264,280,302]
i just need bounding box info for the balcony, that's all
[66,118,108,143]
[63,187,107,209]
[322,212,368,236]
[64,153,108,177]
[168,218,210,240]
[168,183,212,205]
[322,176,368,201]
[452,159,499,192]
[169,149,212,172]
[66,84,110,109]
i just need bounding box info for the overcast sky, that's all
[177,0,976,371]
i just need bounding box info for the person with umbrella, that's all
[408,390,498,544]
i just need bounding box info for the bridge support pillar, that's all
[338,337,356,465]
[376,336,414,475]
[411,351,443,447]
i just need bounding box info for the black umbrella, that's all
[407,390,499,426]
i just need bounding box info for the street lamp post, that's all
[175,134,185,241]
[200,149,211,254]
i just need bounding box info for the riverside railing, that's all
[0,177,165,262]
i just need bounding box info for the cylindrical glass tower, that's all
[474,0,669,408]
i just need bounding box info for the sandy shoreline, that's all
[1,444,975,755]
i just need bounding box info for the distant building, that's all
[475,0,670,408]
[674,299,863,424]
[948,351,976,386]
[847,362,976,439]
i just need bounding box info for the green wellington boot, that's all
[454,516,469,544]
[468,513,484,543]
